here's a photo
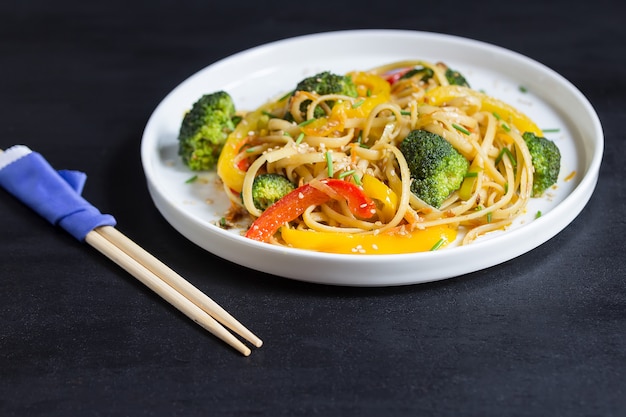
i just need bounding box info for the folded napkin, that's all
[0,145,116,241]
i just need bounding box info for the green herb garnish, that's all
[325,151,333,177]
[453,123,470,135]
[495,147,517,168]
[430,238,445,251]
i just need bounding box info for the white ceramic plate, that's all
[141,30,603,286]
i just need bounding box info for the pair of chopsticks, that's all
[0,147,261,356]
[86,226,262,356]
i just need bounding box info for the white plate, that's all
[141,30,603,286]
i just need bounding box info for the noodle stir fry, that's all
[205,60,560,254]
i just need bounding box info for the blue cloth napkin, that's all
[0,145,116,241]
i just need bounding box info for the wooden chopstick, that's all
[0,147,260,355]
[85,227,257,356]
[94,225,263,348]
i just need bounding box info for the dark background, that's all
[1,1,624,416]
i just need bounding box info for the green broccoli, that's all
[400,66,435,83]
[295,71,358,97]
[445,67,470,87]
[178,91,237,171]
[399,64,469,87]
[290,71,358,118]
[522,132,561,197]
[400,130,469,208]
[251,173,296,211]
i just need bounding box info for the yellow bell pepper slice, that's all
[423,85,542,136]
[361,174,398,223]
[349,71,391,99]
[216,109,263,193]
[280,224,457,255]
[217,96,289,193]
[301,109,346,137]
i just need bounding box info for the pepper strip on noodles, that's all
[216,60,544,254]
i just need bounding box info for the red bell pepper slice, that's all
[320,179,376,218]
[245,179,376,242]
[383,68,412,85]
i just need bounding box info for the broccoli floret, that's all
[290,71,358,118]
[400,130,469,208]
[295,71,358,97]
[522,132,561,197]
[400,66,435,83]
[400,64,469,87]
[251,173,296,211]
[178,91,237,171]
[445,68,470,87]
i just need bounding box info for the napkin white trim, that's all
[0,145,32,171]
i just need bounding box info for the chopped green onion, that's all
[356,131,369,148]
[453,123,470,135]
[352,175,362,186]
[339,169,356,179]
[400,110,411,116]
[501,123,511,132]
[495,149,505,165]
[298,118,315,127]
[504,148,517,167]
[295,132,305,144]
[492,112,502,120]
[262,110,275,118]
[486,212,492,223]
[430,238,445,251]
[464,171,478,178]
[474,205,484,211]
[352,99,364,109]
[504,182,509,194]
[519,85,528,93]
[283,131,291,137]
[325,151,333,177]
[542,128,560,133]
[241,146,260,153]
[185,175,198,184]
[219,217,227,227]
[535,210,542,219]
[366,89,372,97]
[495,147,517,168]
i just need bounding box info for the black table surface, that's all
[1,1,624,416]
